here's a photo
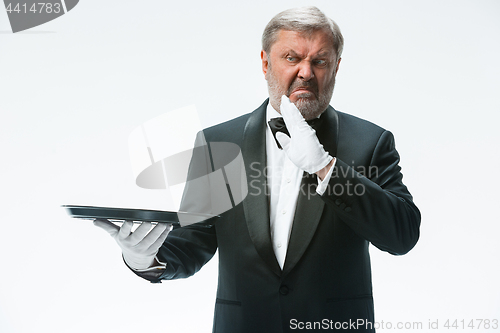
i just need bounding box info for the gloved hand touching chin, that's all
[276,95,333,176]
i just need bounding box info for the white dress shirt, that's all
[265,103,336,269]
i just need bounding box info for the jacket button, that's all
[279,285,289,295]
[335,199,342,205]
[345,207,352,212]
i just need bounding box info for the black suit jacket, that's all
[141,100,420,332]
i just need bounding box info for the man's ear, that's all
[261,50,268,79]
[335,57,341,76]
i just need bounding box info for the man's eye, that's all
[286,57,297,62]
[314,59,327,66]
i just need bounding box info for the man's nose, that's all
[297,61,314,81]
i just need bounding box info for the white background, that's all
[1,1,499,332]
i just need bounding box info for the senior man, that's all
[95,6,420,332]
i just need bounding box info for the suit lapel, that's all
[316,106,339,159]
[242,99,282,277]
[282,106,339,277]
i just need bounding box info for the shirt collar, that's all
[266,102,282,123]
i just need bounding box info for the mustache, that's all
[287,80,319,96]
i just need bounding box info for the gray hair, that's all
[262,6,344,60]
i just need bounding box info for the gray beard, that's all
[267,66,335,120]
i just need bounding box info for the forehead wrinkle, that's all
[272,32,334,59]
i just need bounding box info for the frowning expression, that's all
[262,29,341,120]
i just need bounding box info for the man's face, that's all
[262,29,341,120]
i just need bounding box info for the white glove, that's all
[276,95,333,174]
[94,219,172,270]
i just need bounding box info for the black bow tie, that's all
[268,117,322,149]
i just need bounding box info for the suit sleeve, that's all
[320,130,421,255]
[132,131,219,283]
